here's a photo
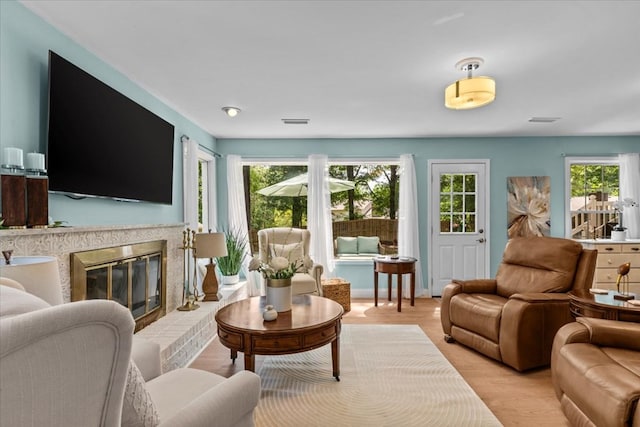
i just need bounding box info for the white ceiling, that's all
[21,0,640,139]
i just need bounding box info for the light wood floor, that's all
[190,297,570,427]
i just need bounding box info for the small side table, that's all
[373,256,417,312]
[322,278,351,312]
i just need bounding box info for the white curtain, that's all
[398,154,424,297]
[307,154,334,277]
[619,152,640,239]
[226,155,260,296]
[182,137,199,230]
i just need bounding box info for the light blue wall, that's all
[0,1,215,226]
[216,137,639,290]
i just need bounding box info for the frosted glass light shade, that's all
[194,232,227,258]
[445,77,496,110]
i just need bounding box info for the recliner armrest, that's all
[453,279,497,294]
[509,293,569,303]
[577,317,640,351]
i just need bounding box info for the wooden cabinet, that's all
[580,241,640,294]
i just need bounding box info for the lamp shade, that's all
[0,256,63,305]
[194,232,228,258]
[445,77,496,110]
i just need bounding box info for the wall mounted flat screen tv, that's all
[47,51,175,204]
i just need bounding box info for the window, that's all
[197,150,216,232]
[566,157,620,239]
[242,161,399,256]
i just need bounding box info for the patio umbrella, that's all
[257,173,355,197]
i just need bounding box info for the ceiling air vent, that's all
[282,118,310,125]
[528,117,561,123]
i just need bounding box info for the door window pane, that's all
[439,173,478,234]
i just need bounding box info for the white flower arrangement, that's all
[612,198,637,231]
[248,255,313,280]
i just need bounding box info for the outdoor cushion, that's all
[336,236,358,255]
[357,236,380,254]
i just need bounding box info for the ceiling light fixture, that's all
[445,57,495,110]
[222,106,241,117]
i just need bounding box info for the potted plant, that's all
[216,228,248,285]
[611,198,637,242]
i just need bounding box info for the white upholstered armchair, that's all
[0,285,261,427]
[257,227,324,295]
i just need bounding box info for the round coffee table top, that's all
[374,255,417,265]
[215,294,343,333]
[569,289,640,310]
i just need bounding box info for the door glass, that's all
[440,173,477,233]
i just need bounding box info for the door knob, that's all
[476,238,485,243]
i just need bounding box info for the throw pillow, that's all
[336,236,358,255]
[121,361,160,427]
[269,242,306,272]
[357,236,380,254]
[0,285,50,318]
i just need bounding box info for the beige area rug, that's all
[254,324,503,426]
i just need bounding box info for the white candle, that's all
[3,147,24,168]
[26,152,45,171]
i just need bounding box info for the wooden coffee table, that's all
[215,294,344,380]
[568,289,640,323]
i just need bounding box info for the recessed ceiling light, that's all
[528,117,561,123]
[222,106,241,117]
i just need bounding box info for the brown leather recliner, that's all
[551,317,640,427]
[440,236,597,371]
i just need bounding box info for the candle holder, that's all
[26,159,49,229]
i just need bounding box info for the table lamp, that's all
[195,232,227,301]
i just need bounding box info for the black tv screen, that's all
[47,51,175,204]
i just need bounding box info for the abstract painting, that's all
[507,176,551,238]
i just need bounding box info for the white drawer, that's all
[621,244,640,254]
[595,268,640,283]
[596,253,636,268]
[593,244,623,253]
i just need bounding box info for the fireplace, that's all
[71,240,167,332]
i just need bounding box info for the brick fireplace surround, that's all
[0,223,242,371]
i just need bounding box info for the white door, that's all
[430,161,489,296]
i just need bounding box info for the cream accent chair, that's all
[258,227,324,295]
[0,284,261,427]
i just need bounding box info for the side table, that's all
[322,278,351,312]
[373,256,416,312]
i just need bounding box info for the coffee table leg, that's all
[230,349,237,363]
[244,353,255,372]
[332,336,340,381]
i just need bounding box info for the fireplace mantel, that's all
[1,224,184,312]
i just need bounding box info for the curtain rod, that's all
[180,135,222,158]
